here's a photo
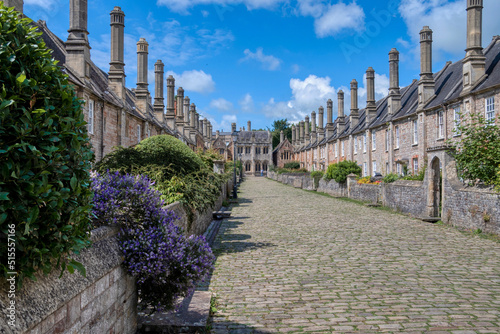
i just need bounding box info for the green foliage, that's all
[283,161,301,169]
[449,111,500,187]
[276,167,308,174]
[270,119,292,148]
[325,161,361,183]
[310,171,324,188]
[196,148,224,169]
[225,160,242,174]
[382,173,400,183]
[0,6,94,283]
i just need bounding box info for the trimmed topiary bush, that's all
[0,6,94,283]
[325,160,361,183]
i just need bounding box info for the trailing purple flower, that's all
[91,171,215,313]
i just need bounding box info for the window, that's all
[413,158,418,174]
[245,147,251,154]
[263,147,269,154]
[395,126,399,148]
[147,128,151,138]
[486,96,495,124]
[354,137,358,154]
[372,131,376,150]
[137,124,141,144]
[255,147,261,155]
[237,147,243,154]
[385,129,389,152]
[363,162,367,177]
[413,119,418,144]
[453,106,461,135]
[88,99,94,134]
[245,162,251,172]
[386,162,389,174]
[341,142,345,157]
[219,149,224,155]
[438,110,444,138]
[372,161,377,176]
[255,162,261,172]
[396,163,401,175]
[363,133,367,153]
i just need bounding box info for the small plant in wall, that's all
[91,172,215,313]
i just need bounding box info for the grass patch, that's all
[435,221,500,243]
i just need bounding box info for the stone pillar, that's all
[280,130,284,143]
[305,116,310,145]
[231,122,236,133]
[350,79,359,129]
[388,48,401,115]
[135,38,149,112]
[3,0,23,13]
[463,0,485,93]
[366,67,377,126]
[326,99,334,138]
[418,26,436,110]
[108,6,125,99]
[337,90,345,134]
[166,75,176,130]
[66,0,90,79]
[318,106,324,140]
[247,121,251,132]
[153,60,164,123]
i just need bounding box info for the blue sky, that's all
[24,0,500,132]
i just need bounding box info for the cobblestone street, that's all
[208,177,500,333]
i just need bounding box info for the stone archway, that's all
[427,156,442,217]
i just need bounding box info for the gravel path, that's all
[208,177,500,333]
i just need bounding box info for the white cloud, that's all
[206,114,238,132]
[314,2,366,38]
[240,48,282,71]
[357,72,390,108]
[396,37,410,49]
[291,64,300,74]
[166,70,216,94]
[201,10,210,17]
[24,0,59,10]
[239,93,255,113]
[210,98,234,111]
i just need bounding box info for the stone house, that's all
[5,0,214,163]
[272,131,294,168]
[293,0,498,179]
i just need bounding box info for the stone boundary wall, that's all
[317,178,347,197]
[0,226,137,334]
[1,179,232,334]
[382,180,427,217]
[442,161,500,235]
[348,182,381,203]
[164,180,231,236]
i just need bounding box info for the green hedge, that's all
[0,6,94,283]
[325,161,361,183]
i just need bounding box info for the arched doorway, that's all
[427,157,442,217]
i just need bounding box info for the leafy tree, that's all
[0,5,94,283]
[269,119,292,148]
[449,111,500,187]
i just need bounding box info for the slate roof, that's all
[237,131,271,143]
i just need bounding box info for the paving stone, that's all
[208,177,500,333]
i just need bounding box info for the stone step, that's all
[420,216,441,223]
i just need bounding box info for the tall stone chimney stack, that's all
[153,60,164,123]
[135,38,149,112]
[291,124,296,145]
[388,48,401,115]
[326,99,334,138]
[337,90,346,134]
[304,116,310,145]
[366,67,377,125]
[231,122,237,133]
[299,121,305,145]
[350,79,359,129]
[66,0,91,80]
[247,121,251,131]
[183,96,190,137]
[280,130,284,143]
[189,104,196,142]
[3,0,23,13]
[311,111,317,142]
[176,88,184,121]
[166,75,176,130]
[318,106,324,140]
[109,6,125,99]
[417,26,435,111]
[462,0,485,93]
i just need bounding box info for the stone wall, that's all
[348,182,381,203]
[382,180,426,216]
[317,178,347,197]
[164,180,230,236]
[0,226,137,334]
[442,160,500,235]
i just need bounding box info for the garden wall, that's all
[317,178,347,197]
[382,180,427,217]
[347,181,381,203]
[0,226,138,334]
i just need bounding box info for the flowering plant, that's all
[91,172,215,313]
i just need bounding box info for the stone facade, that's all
[293,0,498,190]
[272,137,294,168]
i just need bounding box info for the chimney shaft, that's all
[388,48,401,115]
[463,0,485,92]
[292,125,296,144]
[350,79,358,115]
[299,121,304,144]
[66,0,90,79]
[176,87,184,120]
[311,111,317,133]
[166,76,175,116]
[247,121,251,131]
[318,107,324,129]
[280,130,284,143]
[366,67,376,109]
[338,90,345,118]
[190,104,196,128]
[184,97,190,125]
[231,122,237,133]
[418,26,436,110]
[153,60,164,122]
[109,6,125,98]
[326,99,333,124]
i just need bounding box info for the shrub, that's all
[0,6,94,283]
[310,171,324,188]
[325,161,362,183]
[382,173,400,183]
[284,161,301,169]
[449,111,500,186]
[196,148,223,169]
[357,176,372,184]
[91,172,214,313]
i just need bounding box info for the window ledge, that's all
[437,137,445,141]
[412,143,418,147]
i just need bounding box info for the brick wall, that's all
[0,226,137,334]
